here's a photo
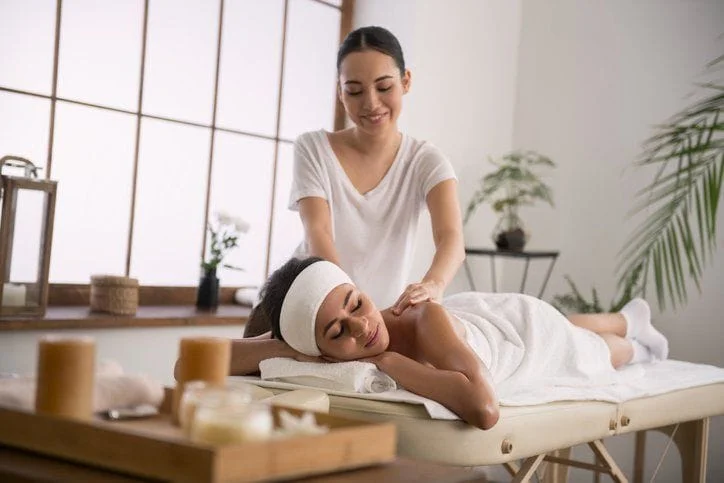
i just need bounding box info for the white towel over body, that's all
[444,292,645,404]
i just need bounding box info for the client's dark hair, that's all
[242,257,324,339]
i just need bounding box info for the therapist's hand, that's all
[391,280,444,315]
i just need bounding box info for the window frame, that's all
[0,0,354,305]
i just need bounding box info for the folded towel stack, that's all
[259,357,397,393]
[0,360,164,412]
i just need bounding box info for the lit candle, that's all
[35,336,96,420]
[172,337,231,425]
[2,283,26,307]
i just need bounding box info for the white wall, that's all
[511,1,724,481]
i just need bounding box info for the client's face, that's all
[315,283,388,361]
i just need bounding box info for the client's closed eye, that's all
[332,325,345,339]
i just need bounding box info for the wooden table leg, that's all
[543,447,571,483]
[633,431,646,483]
[512,454,545,483]
[673,418,709,483]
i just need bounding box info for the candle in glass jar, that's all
[191,402,273,445]
[172,337,231,424]
[35,336,96,420]
[2,283,26,307]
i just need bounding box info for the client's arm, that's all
[228,338,297,376]
[228,338,323,375]
[370,303,499,430]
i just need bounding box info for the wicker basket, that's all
[90,275,139,315]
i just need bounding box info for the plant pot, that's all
[493,217,528,252]
[196,267,219,310]
[494,228,527,251]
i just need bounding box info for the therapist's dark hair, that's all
[243,257,324,339]
[337,26,406,76]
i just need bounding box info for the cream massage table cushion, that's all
[252,382,724,466]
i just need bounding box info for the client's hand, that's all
[392,280,444,315]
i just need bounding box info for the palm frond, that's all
[616,74,723,310]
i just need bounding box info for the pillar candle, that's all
[172,337,231,425]
[35,336,96,420]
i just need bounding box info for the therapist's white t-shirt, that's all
[289,130,457,309]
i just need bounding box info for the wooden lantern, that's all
[0,156,57,317]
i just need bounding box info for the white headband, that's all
[279,261,353,356]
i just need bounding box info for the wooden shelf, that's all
[0,305,250,331]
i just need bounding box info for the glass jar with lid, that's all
[190,387,273,445]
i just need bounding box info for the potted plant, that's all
[197,211,250,310]
[464,150,555,252]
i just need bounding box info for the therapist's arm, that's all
[392,179,465,314]
[424,179,465,287]
[298,196,341,265]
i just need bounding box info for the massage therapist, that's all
[288,26,464,315]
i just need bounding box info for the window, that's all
[0,0,350,292]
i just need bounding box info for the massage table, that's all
[237,369,724,483]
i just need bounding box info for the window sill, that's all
[0,305,250,331]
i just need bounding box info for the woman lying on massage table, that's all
[229,257,669,430]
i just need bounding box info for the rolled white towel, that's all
[259,357,397,394]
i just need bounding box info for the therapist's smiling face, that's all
[338,50,410,135]
[315,283,389,361]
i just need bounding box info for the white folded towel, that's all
[259,357,397,394]
[234,287,260,306]
[0,360,164,412]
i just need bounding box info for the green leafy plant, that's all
[552,263,645,314]
[554,55,723,313]
[201,211,250,273]
[464,151,556,250]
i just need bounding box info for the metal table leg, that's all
[538,256,559,298]
[520,258,531,293]
[464,259,477,291]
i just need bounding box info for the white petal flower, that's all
[215,210,233,226]
[232,216,251,234]
[276,410,328,437]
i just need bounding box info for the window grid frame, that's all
[0,0,353,301]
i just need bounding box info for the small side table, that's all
[464,247,560,298]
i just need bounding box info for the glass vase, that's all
[492,217,528,252]
[196,267,219,310]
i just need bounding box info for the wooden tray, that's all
[0,400,397,482]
